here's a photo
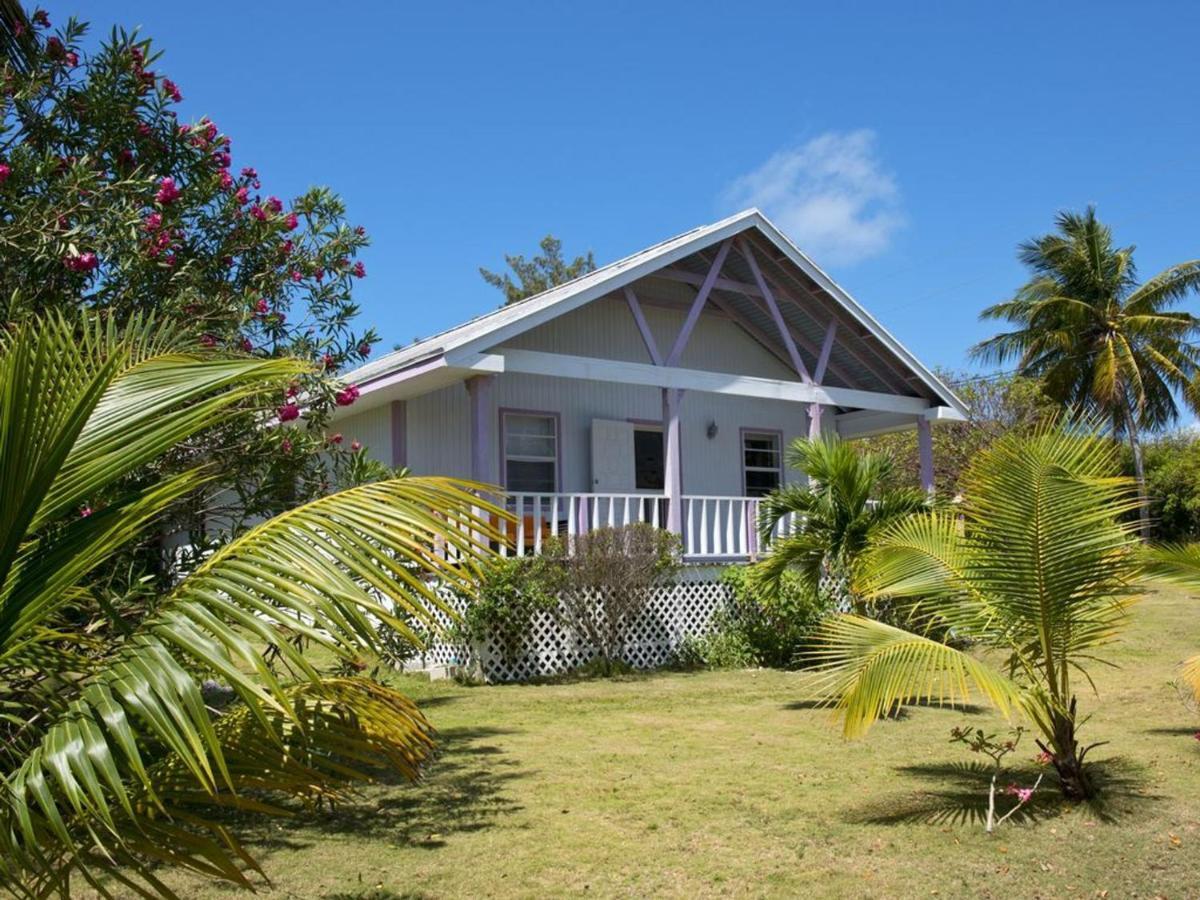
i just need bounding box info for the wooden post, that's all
[466,375,496,485]
[663,387,683,534]
[917,416,934,494]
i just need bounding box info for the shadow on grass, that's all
[241,725,526,857]
[319,725,526,847]
[1143,725,1200,736]
[782,698,988,717]
[844,756,1159,827]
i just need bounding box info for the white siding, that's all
[334,403,393,463]
[359,302,834,494]
[392,373,821,496]
[500,295,797,380]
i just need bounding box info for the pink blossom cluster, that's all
[64,251,98,272]
[1003,783,1034,804]
[334,384,360,407]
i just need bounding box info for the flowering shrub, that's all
[950,725,1046,833]
[0,9,377,531]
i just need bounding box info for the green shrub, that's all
[680,565,833,670]
[451,556,558,662]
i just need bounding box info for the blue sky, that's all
[94,0,1200,378]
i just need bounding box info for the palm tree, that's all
[809,426,1144,800]
[972,206,1200,538]
[0,315,504,897]
[751,436,928,609]
[1140,544,1200,704]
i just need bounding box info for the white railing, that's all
[498,493,800,560]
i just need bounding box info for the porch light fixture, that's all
[706,420,718,440]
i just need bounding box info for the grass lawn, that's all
[162,590,1198,899]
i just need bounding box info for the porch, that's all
[497,491,796,561]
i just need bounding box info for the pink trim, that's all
[814,320,838,384]
[361,354,447,394]
[390,400,407,468]
[917,417,934,493]
[665,238,732,367]
[624,286,663,366]
[498,407,562,492]
[738,238,811,383]
[466,375,496,484]
[739,426,785,497]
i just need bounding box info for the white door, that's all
[591,419,635,492]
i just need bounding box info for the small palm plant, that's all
[0,315,503,896]
[810,426,1144,800]
[752,436,928,610]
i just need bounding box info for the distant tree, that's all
[1139,431,1200,542]
[480,234,595,305]
[859,371,1057,497]
[971,206,1200,537]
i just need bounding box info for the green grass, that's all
[159,591,1198,898]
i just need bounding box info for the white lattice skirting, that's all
[410,565,732,683]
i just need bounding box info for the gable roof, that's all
[347,209,966,416]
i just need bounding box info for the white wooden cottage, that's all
[334,208,965,564]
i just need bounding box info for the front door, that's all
[591,419,635,491]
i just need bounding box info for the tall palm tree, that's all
[809,426,1144,800]
[752,436,928,608]
[0,315,504,897]
[972,206,1200,537]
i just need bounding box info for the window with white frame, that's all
[503,412,558,493]
[742,431,782,497]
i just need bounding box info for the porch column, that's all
[465,374,497,485]
[663,387,683,534]
[917,416,934,494]
[807,403,823,440]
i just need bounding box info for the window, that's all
[633,428,664,490]
[503,412,558,493]
[742,431,782,497]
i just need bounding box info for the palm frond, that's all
[808,615,1023,737]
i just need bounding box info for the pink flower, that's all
[350,440,361,452]
[0,163,10,183]
[280,239,293,255]
[241,166,257,178]
[1194,731,1200,742]
[285,382,299,397]
[32,9,49,27]
[162,252,176,267]
[354,225,366,236]
[283,212,298,231]
[162,78,182,102]
[64,50,78,67]
[154,176,180,204]
[335,384,360,407]
[80,505,93,517]
[1035,751,1053,766]
[255,297,269,314]
[1016,788,1033,804]
[199,334,216,347]
[277,403,300,422]
[45,37,64,60]
[281,439,292,452]
[321,353,335,368]
[290,269,302,283]
[218,169,233,190]
[265,196,283,214]
[240,337,253,352]
[352,261,366,278]
[213,151,231,168]
[235,186,249,205]
[250,204,266,221]
[136,121,152,137]
[315,268,324,283]
[143,212,162,231]
[358,342,371,356]
[64,251,98,272]
[328,432,343,444]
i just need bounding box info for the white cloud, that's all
[719,130,904,266]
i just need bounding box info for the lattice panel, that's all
[411,568,732,683]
